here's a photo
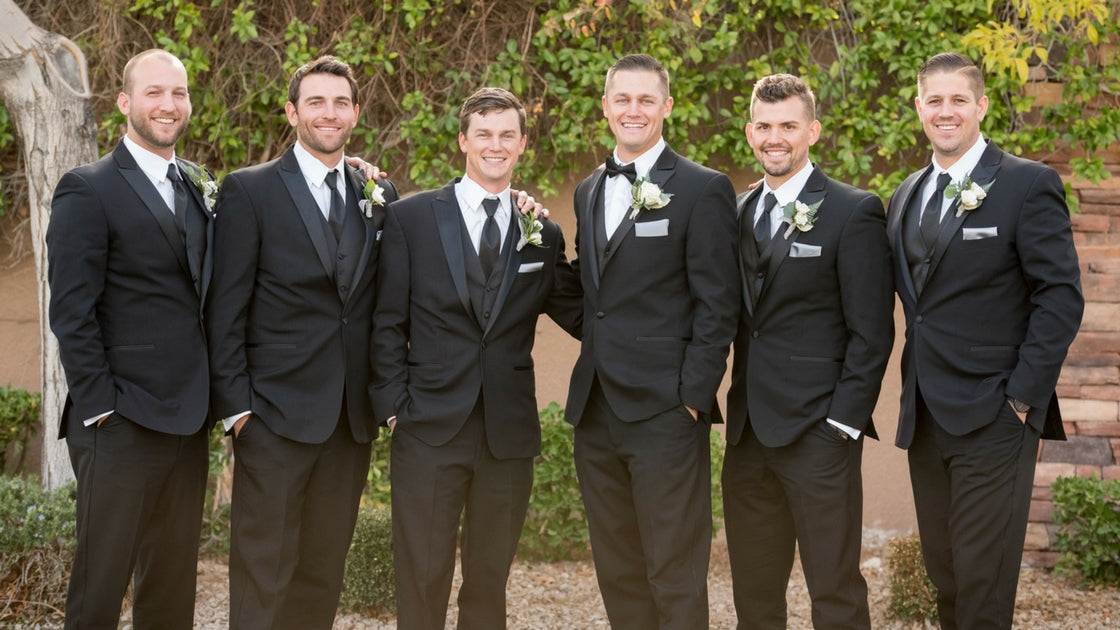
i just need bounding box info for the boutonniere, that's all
[780,198,823,238]
[188,166,220,214]
[516,211,545,251]
[359,179,387,218]
[628,177,673,220]
[946,176,995,217]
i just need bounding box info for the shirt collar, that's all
[457,175,511,215]
[612,137,666,179]
[762,161,815,209]
[293,141,345,187]
[122,135,176,183]
[932,134,987,184]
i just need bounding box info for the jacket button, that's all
[751,331,759,339]
[916,316,924,323]
[342,317,349,324]
[596,311,605,318]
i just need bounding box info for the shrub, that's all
[886,533,938,622]
[1052,475,1120,587]
[364,427,392,508]
[0,476,77,624]
[340,505,395,614]
[0,385,41,474]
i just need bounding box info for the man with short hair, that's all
[723,73,894,630]
[565,54,740,629]
[47,48,213,630]
[372,86,581,629]
[886,52,1083,630]
[206,55,400,630]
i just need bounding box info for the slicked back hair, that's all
[918,52,985,100]
[604,54,670,100]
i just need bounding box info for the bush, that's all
[0,385,41,474]
[1052,475,1120,587]
[340,505,395,614]
[886,533,938,622]
[0,476,77,624]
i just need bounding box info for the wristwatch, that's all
[1008,398,1030,413]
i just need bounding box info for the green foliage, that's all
[0,477,75,624]
[0,385,41,474]
[1052,475,1120,587]
[886,533,939,622]
[519,402,587,561]
[364,427,392,508]
[340,505,395,614]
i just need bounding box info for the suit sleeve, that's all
[204,173,260,417]
[369,204,412,422]
[543,222,583,338]
[680,172,740,414]
[46,171,116,419]
[830,193,895,431]
[1005,167,1083,408]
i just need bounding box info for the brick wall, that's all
[1023,147,1120,567]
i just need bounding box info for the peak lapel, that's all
[278,148,335,279]
[757,167,826,305]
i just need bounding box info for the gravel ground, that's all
[153,528,1117,629]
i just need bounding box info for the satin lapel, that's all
[892,166,932,302]
[758,168,827,304]
[482,198,523,338]
[278,150,335,279]
[925,145,1003,290]
[737,188,764,317]
[583,169,607,289]
[115,148,191,276]
[344,166,377,307]
[176,158,207,298]
[433,185,473,318]
[602,149,679,273]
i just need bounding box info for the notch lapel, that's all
[278,148,335,280]
[114,146,190,276]
[343,166,379,308]
[736,188,764,317]
[889,166,931,302]
[757,167,827,305]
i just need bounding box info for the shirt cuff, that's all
[222,411,251,433]
[83,410,114,427]
[827,418,861,440]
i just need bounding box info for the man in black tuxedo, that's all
[723,74,894,630]
[371,87,581,629]
[886,53,1083,630]
[47,49,213,630]
[205,56,400,630]
[565,54,740,629]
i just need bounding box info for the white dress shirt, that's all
[604,138,666,239]
[920,134,987,221]
[293,141,347,221]
[455,175,511,254]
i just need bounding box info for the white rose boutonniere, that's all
[946,176,995,217]
[780,198,823,238]
[517,211,545,251]
[188,166,220,214]
[629,177,673,220]
[360,179,387,218]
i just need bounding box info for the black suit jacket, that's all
[565,146,740,425]
[48,141,213,436]
[370,180,582,459]
[725,167,894,448]
[206,145,399,444]
[886,141,1083,447]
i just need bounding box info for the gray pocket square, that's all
[962,227,998,240]
[789,242,822,258]
[518,261,544,273]
[634,218,669,237]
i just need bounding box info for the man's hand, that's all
[233,415,250,437]
[345,156,387,181]
[686,406,698,421]
[513,189,548,219]
[388,417,397,434]
[745,178,764,191]
[1007,398,1030,424]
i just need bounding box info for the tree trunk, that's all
[0,0,97,489]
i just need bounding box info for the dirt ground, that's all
[0,181,917,533]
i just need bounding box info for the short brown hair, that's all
[604,54,670,100]
[122,49,185,94]
[287,56,358,106]
[458,87,527,136]
[750,74,816,121]
[918,52,985,100]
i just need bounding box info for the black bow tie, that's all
[604,156,638,184]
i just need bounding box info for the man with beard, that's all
[723,73,894,629]
[206,56,400,629]
[47,49,213,629]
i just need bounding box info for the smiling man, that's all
[565,54,739,629]
[371,87,581,629]
[205,56,400,630]
[886,53,1082,630]
[723,73,894,630]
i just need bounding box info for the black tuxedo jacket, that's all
[370,180,582,459]
[886,141,1083,447]
[48,141,213,436]
[726,166,894,448]
[565,146,740,425]
[206,145,399,444]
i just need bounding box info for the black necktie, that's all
[326,169,344,242]
[167,163,187,236]
[604,156,637,184]
[920,172,952,247]
[755,193,777,254]
[479,197,501,278]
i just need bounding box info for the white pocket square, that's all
[634,218,669,237]
[376,230,383,241]
[518,261,544,273]
[789,242,822,258]
[962,227,998,240]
